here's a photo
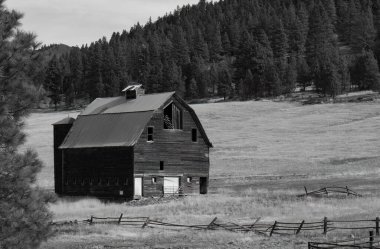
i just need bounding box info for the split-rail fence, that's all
[52,215,380,237]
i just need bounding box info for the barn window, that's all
[192,128,197,142]
[160,161,164,170]
[163,102,183,129]
[187,177,192,183]
[147,127,154,141]
[152,177,157,183]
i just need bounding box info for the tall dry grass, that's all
[24,100,380,248]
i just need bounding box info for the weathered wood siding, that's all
[62,147,134,199]
[53,123,73,194]
[134,97,210,197]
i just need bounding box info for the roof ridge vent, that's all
[122,84,145,99]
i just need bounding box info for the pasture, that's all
[22,100,380,248]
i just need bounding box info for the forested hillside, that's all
[43,0,380,105]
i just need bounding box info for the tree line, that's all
[43,0,380,106]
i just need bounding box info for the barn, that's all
[53,85,212,199]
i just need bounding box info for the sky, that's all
[5,0,202,47]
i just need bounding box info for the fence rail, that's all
[52,215,380,237]
[298,186,362,198]
[309,231,380,249]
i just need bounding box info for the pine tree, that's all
[270,18,288,60]
[351,4,376,53]
[234,30,255,83]
[221,32,231,55]
[0,2,54,248]
[242,69,254,99]
[218,69,231,100]
[209,24,223,61]
[68,47,83,99]
[338,55,351,93]
[102,46,119,96]
[351,50,380,91]
[209,64,219,95]
[188,78,199,99]
[44,55,62,110]
[297,56,311,91]
[193,29,210,60]
[282,56,297,94]
[306,0,340,96]
[375,32,380,67]
[172,27,190,65]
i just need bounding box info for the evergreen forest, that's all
[42,0,380,105]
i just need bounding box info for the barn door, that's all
[200,177,208,194]
[164,177,179,194]
[134,177,142,197]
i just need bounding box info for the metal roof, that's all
[59,111,153,149]
[81,92,175,115]
[58,92,212,149]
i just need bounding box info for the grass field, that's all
[22,100,380,248]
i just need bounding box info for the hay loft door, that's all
[134,177,142,197]
[164,177,179,195]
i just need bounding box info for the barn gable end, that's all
[134,95,210,196]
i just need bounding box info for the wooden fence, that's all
[309,231,380,248]
[298,186,362,198]
[52,216,380,237]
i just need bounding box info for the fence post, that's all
[142,217,150,228]
[270,221,277,237]
[323,217,328,235]
[207,217,218,230]
[304,186,308,196]
[296,220,305,235]
[376,217,379,236]
[370,231,374,249]
[249,217,261,230]
[118,213,123,224]
[90,215,93,225]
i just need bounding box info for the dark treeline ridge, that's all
[43,0,380,106]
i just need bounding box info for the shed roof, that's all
[59,111,153,149]
[81,92,175,115]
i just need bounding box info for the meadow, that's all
[22,99,380,248]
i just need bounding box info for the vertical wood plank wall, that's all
[62,147,134,198]
[53,123,73,194]
[134,97,210,197]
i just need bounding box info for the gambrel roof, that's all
[58,92,212,149]
[81,92,175,115]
